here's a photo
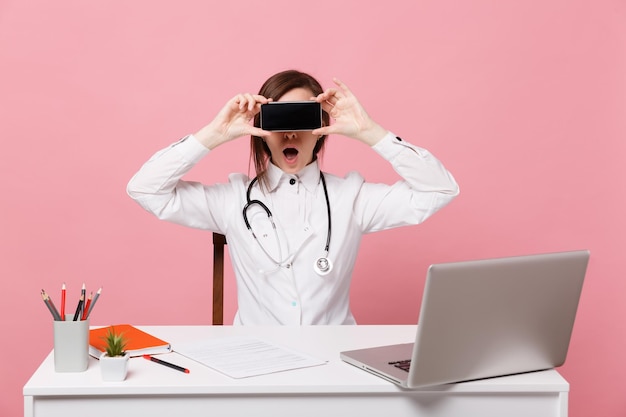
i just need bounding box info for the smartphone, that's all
[260,101,322,132]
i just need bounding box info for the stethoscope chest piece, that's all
[314,256,333,276]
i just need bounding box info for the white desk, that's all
[24,325,569,417]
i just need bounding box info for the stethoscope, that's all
[242,172,333,276]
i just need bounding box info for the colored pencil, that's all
[81,292,93,321]
[41,289,62,321]
[86,287,102,318]
[79,283,86,317]
[60,283,66,321]
[72,292,84,321]
[143,355,190,374]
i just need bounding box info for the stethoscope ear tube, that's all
[242,199,272,230]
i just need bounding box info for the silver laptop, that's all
[340,250,589,388]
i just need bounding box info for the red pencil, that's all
[81,292,93,321]
[60,283,66,321]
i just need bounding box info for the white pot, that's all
[100,352,130,381]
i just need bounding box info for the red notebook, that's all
[89,324,172,358]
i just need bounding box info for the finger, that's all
[235,93,268,111]
[252,101,264,115]
[251,95,272,113]
[242,93,257,111]
[313,124,339,136]
[234,93,248,110]
[333,77,353,96]
[319,88,339,101]
[312,126,331,136]
[329,107,343,121]
[325,96,340,107]
[319,101,334,115]
[250,127,271,137]
[251,94,271,105]
[314,93,334,109]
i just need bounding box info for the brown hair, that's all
[251,70,330,190]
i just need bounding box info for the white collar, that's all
[265,160,322,193]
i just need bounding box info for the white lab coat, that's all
[127,132,459,325]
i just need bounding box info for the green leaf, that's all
[101,326,128,357]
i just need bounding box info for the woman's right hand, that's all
[194,94,271,150]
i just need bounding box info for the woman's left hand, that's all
[312,78,387,146]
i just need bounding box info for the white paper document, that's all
[174,336,328,378]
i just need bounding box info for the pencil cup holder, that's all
[53,316,89,372]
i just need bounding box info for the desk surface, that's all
[24,325,569,417]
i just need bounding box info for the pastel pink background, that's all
[1,1,624,416]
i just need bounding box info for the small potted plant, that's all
[99,327,130,381]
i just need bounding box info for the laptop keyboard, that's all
[388,359,411,372]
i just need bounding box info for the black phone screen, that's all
[260,102,322,131]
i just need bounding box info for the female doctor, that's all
[127,69,459,325]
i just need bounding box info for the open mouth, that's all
[283,147,299,162]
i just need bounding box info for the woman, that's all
[127,69,459,325]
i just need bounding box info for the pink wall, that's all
[2,1,625,415]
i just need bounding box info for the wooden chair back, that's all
[212,233,227,325]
